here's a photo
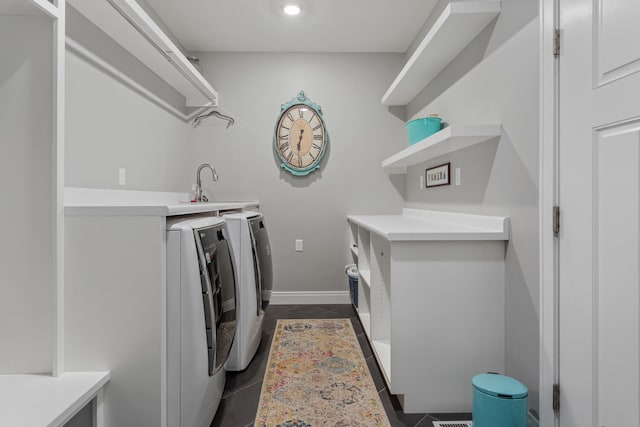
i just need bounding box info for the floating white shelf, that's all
[382,124,502,174]
[1,0,59,17]
[68,0,218,107]
[382,1,501,106]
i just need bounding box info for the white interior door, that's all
[559,0,640,425]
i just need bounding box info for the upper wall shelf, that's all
[1,0,59,18]
[68,0,218,107]
[382,124,501,174]
[381,1,501,106]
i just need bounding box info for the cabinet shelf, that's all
[372,339,391,386]
[382,1,501,106]
[68,0,218,107]
[359,270,371,289]
[358,312,371,338]
[382,124,502,174]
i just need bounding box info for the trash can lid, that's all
[472,373,528,399]
[345,264,358,278]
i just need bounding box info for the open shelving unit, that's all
[382,124,502,174]
[68,0,218,107]
[382,1,501,106]
[347,209,509,413]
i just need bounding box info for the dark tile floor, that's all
[211,304,471,427]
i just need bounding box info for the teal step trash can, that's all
[472,373,528,427]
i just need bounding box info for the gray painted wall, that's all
[189,52,406,295]
[65,6,190,191]
[402,1,540,411]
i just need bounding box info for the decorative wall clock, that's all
[273,91,329,176]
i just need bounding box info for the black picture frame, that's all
[425,162,451,188]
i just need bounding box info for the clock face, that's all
[275,102,327,175]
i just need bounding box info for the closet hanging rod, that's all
[192,109,235,129]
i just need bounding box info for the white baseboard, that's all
[270,291,351,305]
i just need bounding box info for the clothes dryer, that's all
[224,211,272,371]
[166,216,237,427]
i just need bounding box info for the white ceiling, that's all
[144,0,437,53]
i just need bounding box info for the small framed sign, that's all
[425,162,450,188]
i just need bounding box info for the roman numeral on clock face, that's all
[280,141,290,151]
[287,151,294,163]
[313,134,323,140]
[312,124,322,131]
[312,143,321,150]
[286,112,294,123]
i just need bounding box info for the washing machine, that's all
[166,216,237,427]
[223,211,273,371]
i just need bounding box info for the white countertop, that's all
[64,187,259,216]
[348,208,509,241]
[0,371,110,427]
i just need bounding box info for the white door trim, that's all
[539,0,559,426]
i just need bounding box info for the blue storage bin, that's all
[472,373,528,427]
[345,264,358,308]
[406,116,442,145]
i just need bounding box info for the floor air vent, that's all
[432,422,472,427]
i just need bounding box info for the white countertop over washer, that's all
[347,208,510,241]
[64,187,258,216]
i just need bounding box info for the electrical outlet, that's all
[420,175,424,189]
[455,168,461,186]
[295,239,303,252]
[119,168,126,186]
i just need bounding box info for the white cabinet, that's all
[348,209,509,413]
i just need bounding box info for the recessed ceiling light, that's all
[282,3,302,16]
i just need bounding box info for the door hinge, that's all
[553,29,560,57]
[553,206,560,236]
[553,383,560,412]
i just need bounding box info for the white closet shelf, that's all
[68,0,218,107]
[382,1,501,106]
[2,0,59,17]
[382,124,502,174]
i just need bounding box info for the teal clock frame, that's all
[273,91,329,176]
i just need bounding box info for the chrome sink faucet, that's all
[196,163,219,202]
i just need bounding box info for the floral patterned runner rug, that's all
[254,319,391,427]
